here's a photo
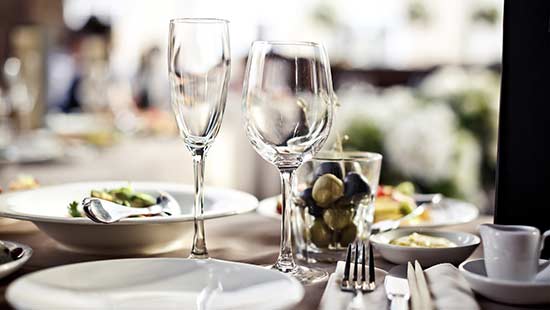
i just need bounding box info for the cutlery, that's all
[407,262,421,310]
[9,247,24,260]
[82,193,175,224]
[386,265,410,310]
[372,193,444,234]
[371,205,425,234]
[341,241,376,310]
[414,261,433,309]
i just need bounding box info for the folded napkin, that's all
[320,262,479,310]
[424,263,479,310]
[320,261,388,310]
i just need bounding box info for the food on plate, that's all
[8,175,40,191]
[67,201,81,218]
[67,186,157,217]
[374,182,426,222]
[389,232,456,248]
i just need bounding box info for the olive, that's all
[343,172,371,201]
[299,188,315,206]
[344,161,362,174]
[307,204,324,218]
[312,174,344,206]
[310,219,332,248]
[339,223,358,246]
[323,208,354,231]
[314,162,343,180]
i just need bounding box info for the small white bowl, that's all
[0,182,258,255]
[460,259,550,305]
[369,228,480,266]
[0,241,32,279]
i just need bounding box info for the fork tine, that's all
[353,242,359,282]
[361,242,366,282]
[343,243,352,282]
[368,242,375,284]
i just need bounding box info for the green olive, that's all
[323,208,354,231]
[310,219,332,248]
[312,174,344,207]
[339,223,358,247]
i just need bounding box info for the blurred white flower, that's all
[384,103,457,183]
[337,85,417,133]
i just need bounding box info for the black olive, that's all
[300,188,315,206]
[307,204,324,218]
[343,172,371,200]
[314,162,343,180]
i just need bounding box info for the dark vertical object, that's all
[496,0,550,258]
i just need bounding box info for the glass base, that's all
[268,264,328,285]
[188,252,209,259]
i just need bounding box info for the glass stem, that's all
[275,168,297,272]
[190,147,208,259]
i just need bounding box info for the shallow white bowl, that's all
[370,228,480,266]
[7,258,304,309]
[0,182,258,255]
[459,259,550,305]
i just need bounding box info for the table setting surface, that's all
[0,213,510,310]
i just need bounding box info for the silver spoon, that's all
[82,193,175,224]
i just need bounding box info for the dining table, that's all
[0,136,541,310]
[0,211,531,310]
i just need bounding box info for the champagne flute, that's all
[242,41,335,283]
[168,18,230,259]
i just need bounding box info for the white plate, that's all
[7,258,304,310]
[370,228,480,266]
[459,259,550,305]
[257,196,479,228]
[0,130,64,164]
[0,241,32,279]
[0,182,258,255]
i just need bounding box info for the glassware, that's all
[293,151,382,263]
[168,18,230,259]
[242,41,335,283]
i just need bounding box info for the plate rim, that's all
[370,228,481,251]
[0,181,258,225]
[6,257,304,309]
[257,195,480,227]
[459,258,550,288]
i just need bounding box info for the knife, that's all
[385,265,410,310]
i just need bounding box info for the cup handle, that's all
[541,230,550,252]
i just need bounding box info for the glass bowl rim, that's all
[312,151,382,162]
[170,18,229,24]
[252,40,322,47]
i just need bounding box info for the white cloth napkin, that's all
[319,261,388,310]
[424,263,480,310]
[320,262,479,310]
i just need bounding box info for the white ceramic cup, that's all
[479,224,550,282]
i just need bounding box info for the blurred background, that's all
[0,0,502,212]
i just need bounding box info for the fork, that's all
[340,241,376,309]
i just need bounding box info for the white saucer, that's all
[7,258,304,310]
[459,259,550,305]
[0,241,32,279]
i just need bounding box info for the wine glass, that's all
[168,18,231,259]
[242,41,335,283]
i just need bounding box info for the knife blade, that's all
[385,265,410,310]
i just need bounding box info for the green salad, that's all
[68,186,157,217]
